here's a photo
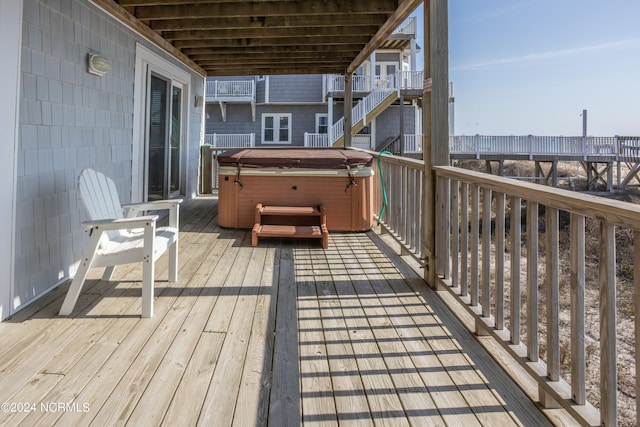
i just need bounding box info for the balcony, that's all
[326,71,424,99]
[205,80,256,104]
[0,194,559,426]
[3,148,637,426]
[206,80,256,122]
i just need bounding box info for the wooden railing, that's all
[205,80,255,101]
[303,133,329,148]
[326,75,372,93]
[450,134,640,161]
[373,153,425,263]
[394,16,417,36]
[371,151,640,426]
[204,133,255,148]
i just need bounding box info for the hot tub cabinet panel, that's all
[217,149,374,231]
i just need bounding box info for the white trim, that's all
[132,43,191,202]
[0,0,23,319]
[264,76,270,103]
[315,113,329,134]
[261,113,292,144]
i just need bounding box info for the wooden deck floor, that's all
[0,195,553,426]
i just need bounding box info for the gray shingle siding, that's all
[268,75,324,103]
[375,105,417,144]
[15,0,203,309]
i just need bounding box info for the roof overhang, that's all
[92,0,422,76]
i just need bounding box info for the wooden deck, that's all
[0,195,554,426]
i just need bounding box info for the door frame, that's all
[133,43,190,203]
[0,0,24,319]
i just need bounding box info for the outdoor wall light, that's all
[87,53,112,76]
[194,95,204,108]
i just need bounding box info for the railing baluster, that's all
[527,201,539,361]
[510,196,522,344]
[570,213,586,404]
[495,192,505,329]
[403,165,409,247]
[546,207,560,381]
[470,185,480,306]
[599,221,617,426]
[482,188,492,317]
[441,177,451,279]
[460,182,469,297]
[451,180,460,287]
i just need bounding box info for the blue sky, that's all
[412,1,640,136]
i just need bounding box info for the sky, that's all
[411,1,640,136]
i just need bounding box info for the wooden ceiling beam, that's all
[196,57,352,66]
[149,15,387,31]
[120,0,296,5]
[173,36,370,49]
[203,65,344,76]
[181,44,365,55]
[190,52,358,62]
[134,0,398,20]
[162,26,380,41]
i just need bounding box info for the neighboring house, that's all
[0,0,206,320]
[204,17,424,154]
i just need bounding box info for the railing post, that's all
[460,183,469,297]
[527,201,539,362]
[495,192,505,330]
[571,214,586,405]
[599,221,617,426]
[546,207,560,381]
[436,176,451,280]
[451,180,460,287]
[470,184,480,306]
[509,196,522,344]
[481,188,492,318]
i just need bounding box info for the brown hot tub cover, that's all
[217,148,373,170]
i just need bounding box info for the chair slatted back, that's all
[78,169,125,241]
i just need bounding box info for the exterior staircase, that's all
[331,75,399,146]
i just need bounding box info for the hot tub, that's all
[217,148,374,231]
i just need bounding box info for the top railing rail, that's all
[449,135,640,161]
[205,80,256,100]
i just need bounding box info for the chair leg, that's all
[142,256,155,318]
[59,235,101,316]
[168,242,178,283]
[102,266,116,281]
[59,261,92,315]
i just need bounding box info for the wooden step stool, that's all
[252,204,329,248]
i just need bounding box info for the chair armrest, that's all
[81,215,159,231]
[122,199,183,213]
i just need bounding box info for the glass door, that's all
[146,73,183,201]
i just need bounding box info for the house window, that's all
[262,113,291,144]
[316,114,328,134]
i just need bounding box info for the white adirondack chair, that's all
[59,168,182,318]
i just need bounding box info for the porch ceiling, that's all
[97,0,422,76]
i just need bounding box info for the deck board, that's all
[0,195,553,427]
